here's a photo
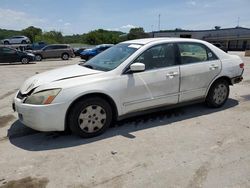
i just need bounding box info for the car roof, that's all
[12,36,26,38]
[96,44,114,47]
[121,37,208,45]
[0,46,16,50]
[47,44,69,46]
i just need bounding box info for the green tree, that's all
[21,26,42,43]
[35,30,63,44]
[0,28,21,40]
[127,27,149,40]
[84,29,124,45]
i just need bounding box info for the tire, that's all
[21,57,29,64]
[35,54,42,61]
[4,41,9,45]
[21,40,27,44]
[206,79,229,108]
[68,97,113,138]
[61,53,69,60]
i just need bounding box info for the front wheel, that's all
[68,97,112,138]
[206,79,229,108]
[35,54,42,61]
[21,57,29,64]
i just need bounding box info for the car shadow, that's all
[0,62,36,66]
[8,98,238,151]
[38,58,77,62]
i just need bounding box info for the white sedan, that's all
[13,38,244,138]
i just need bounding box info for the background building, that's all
[151,27,250,51]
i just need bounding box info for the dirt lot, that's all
[0,53,250,188]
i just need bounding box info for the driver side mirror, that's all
[130,62,145,73]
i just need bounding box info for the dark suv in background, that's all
[32,44,74,61]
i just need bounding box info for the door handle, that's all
[166,72,179,78]
[209,64,219,70]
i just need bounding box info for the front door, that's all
[2,47,18,63]
[120,43,180,114]
[177,42,221,102]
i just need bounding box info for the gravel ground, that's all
[0,53,250,188]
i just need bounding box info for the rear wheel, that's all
[206,79,229,108]
[68,97,112,138]
[62,53,69,60]
[21,57,29,64]
[4,41,9,45]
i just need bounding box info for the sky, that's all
[0,0,250,35]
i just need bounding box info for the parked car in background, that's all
[0,46,35,64]
[26,42,47,51]
[80,44,114,60]
[73,47,86,56]
[1,36,30,45]
[13,38,244,138]
[32,44,74,61]
[212,43,228,53]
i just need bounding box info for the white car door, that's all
[120,43,180,114]
[10,37,19,44]
[177,42,221,102]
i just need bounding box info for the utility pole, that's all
[237,17,240,27]
[158,14,161,31]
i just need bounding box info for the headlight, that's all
[25,89,61,105]
[27,53,35,57]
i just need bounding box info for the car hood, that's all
[20,64,102,94]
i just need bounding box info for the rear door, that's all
[177,42,221,102]
[55,45,67,57]
[121,43,180,114]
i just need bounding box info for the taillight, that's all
[240,63,244,69]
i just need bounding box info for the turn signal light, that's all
[239,63,244,69]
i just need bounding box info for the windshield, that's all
[81,43,141,71]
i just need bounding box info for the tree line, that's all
[0,26,149,45]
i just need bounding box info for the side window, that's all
[43,46,49,50]
[57,45,67,49]
[2,48,16,54]
[134,43,176,70]
[44,46,54,50]
[178,43,208,64]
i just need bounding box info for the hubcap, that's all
[36,55,41,61]
[22,58,28,64]
[213,84,228,105]
[63,54,68,59]
[78,105,106,133]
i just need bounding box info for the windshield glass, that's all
[81,43,141,71]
